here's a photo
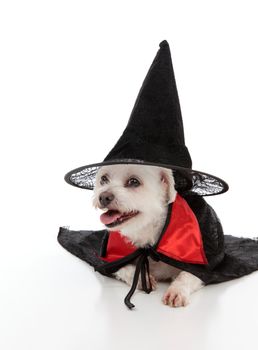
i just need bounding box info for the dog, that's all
[93,164,204,307]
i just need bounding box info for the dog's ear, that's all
[160,169,177,204]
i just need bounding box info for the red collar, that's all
[101,194,208,265]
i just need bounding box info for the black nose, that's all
[99,191,115,207]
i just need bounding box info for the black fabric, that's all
[63,40,229,196]
[57,227,258,284]
[57,196,258,307]
[184,195,225,270]
[104,40,191,168]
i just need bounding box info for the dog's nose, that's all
[99,191,115,207]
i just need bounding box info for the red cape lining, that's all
[101,194,208,265]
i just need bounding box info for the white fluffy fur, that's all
[93,164,203,307]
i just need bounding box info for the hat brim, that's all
[64,159,229,196]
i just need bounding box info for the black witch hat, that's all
[65,40,228,196]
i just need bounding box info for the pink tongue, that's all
[100,210,122,225]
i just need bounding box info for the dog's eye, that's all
[100,175,109,185]
[126,177,140,188]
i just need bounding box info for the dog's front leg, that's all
[162,271,204,307]
[113,265,157,290]
[113,265,136,286]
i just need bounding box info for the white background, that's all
[1,1,258,349]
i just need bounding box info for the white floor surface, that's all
[1,240,258,350]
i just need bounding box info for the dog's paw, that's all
[138,274,157,291]
[162,285,190,307]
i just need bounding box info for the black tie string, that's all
[124,248,154,309]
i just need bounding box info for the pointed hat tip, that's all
[159,40,169,48]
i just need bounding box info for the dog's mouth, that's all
[100,209,139,228]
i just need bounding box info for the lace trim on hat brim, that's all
[64,159,228,196]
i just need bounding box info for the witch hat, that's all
[65,40,228,196]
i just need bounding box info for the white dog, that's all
[93,164,204,307]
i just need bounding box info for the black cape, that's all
[58,194,258,309]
